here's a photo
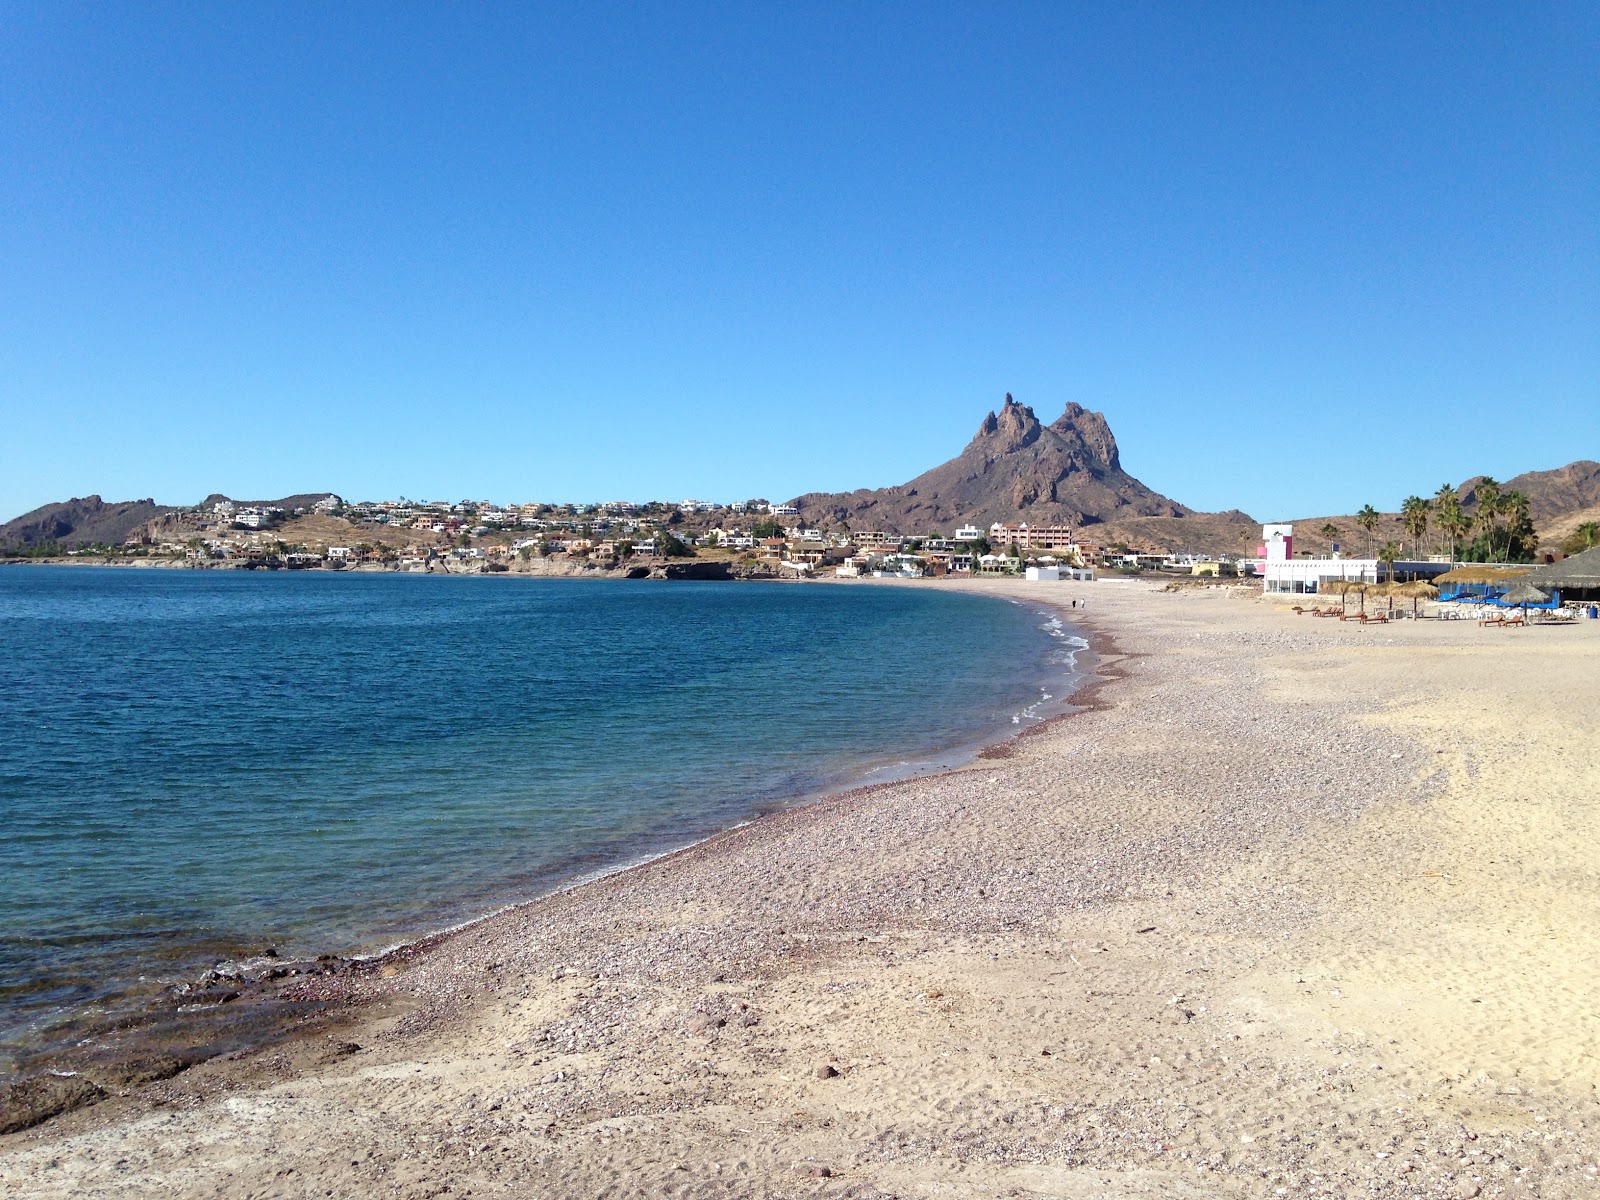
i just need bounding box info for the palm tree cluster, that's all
[1462,477,1534,563]
[1348,479,1537,567]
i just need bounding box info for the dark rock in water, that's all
[0,1074,106,1134]
[659,561,733,581]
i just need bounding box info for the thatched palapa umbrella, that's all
[1395,580,1438,618]
[1500,581,1550,622]
[1318,578,1360,613]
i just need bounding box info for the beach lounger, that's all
[1479,614,1505,627]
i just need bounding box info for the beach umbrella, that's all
[1395,580,1438,618]
[1319,578,1358,612]
[1501,581,1550,622]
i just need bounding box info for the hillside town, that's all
[66,492,1254,579]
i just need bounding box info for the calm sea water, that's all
[0,567,1085,1070]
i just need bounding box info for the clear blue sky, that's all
[2,3,1595,523]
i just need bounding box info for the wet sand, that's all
[4,577,1599,1199]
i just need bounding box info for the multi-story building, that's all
[988,522,1076,551]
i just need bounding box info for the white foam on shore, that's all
[1008,608,1091,725]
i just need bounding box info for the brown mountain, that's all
[791,395,1201,533]
[0,495,175,550]
[1,491,341,552]
[1461,461,1600,524]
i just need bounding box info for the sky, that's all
[1,3,1595,523]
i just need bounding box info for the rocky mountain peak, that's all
[791,393,1189,532]
[1050,401,1121,471]
[972,393,1043,454]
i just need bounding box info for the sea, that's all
[0,566,1088,1078]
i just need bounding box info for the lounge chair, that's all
[1479,614,1505,627]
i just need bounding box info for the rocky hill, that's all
[1,492,340,552]
[1464,461,1600,524]
[791,396,1201,533]
[0,496,176,550]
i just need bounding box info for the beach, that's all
[5,577,1599,1199]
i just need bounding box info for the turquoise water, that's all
[0,567,1085,1070]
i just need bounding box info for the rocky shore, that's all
[4,578,1599,1198]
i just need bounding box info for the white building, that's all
[954,524,983,542]
[1259,524,1379,594]
[1025,565,1060,582]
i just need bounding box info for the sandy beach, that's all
[4,577,1599,1199]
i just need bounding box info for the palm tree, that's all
[1432,483,1456,561]
[1435,494,1469,566]
[1565,521,1600,555]
[1378,541,1400,583]
[1501,490,1532,562]
[1400,496,1428,559]
[1356,505,1381,558]
[1473,477,1501,561]
[1320,522,1340,551]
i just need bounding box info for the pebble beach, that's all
[5,577,1599,1199]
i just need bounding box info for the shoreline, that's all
[8,578,1600,1198]
[0,579,1098,1125]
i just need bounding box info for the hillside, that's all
[791,396,1199,533]
[1467,461,1600,525]
[268,513,437,551]
[1,492,342,553]
[0,496,175,549]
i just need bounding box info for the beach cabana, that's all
[1515,546,1600,603]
